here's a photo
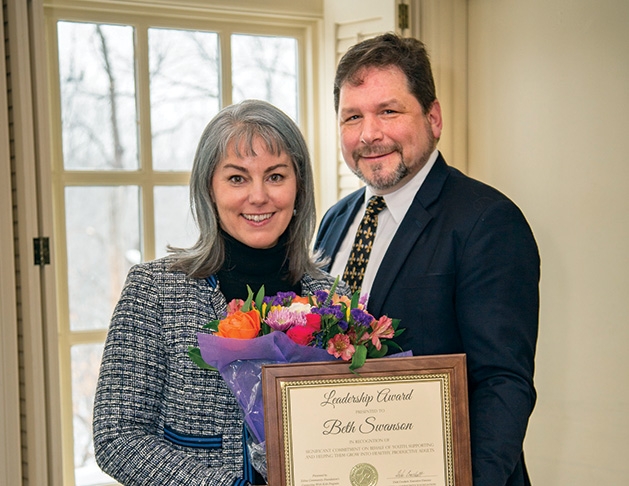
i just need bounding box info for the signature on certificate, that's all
[395,469,425,478]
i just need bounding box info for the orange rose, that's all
[216,310,261,339]
[292,295,310,304]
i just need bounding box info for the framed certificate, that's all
[262,354,471,486]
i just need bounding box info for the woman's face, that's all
[211,137,298,249]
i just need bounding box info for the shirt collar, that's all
[365,149,439,224]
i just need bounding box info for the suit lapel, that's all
[368,155,450,316]
[317,189,365,269]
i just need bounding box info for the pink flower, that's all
[265,308,305,332]
[369,316,395,350]
[286,325,315,346]
[226,298,245,316]
[304,313,322,331]
[327,334,355,361]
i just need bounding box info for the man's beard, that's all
[350,140,433,192]
[352,154,409,191]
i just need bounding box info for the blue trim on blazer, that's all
[163,425,222,449]
[242,425,255,483]
[206,275,218,288]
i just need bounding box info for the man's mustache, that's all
[353,143,402,161]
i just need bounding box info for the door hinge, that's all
[398,3,410,31]
[33,237,51,266]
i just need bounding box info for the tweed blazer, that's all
[93,257,343,486]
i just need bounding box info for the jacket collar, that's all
[368,153,450,315]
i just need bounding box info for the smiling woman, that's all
[48,10,307,483]
[92,99,350,485]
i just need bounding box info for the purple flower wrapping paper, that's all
[197,331,338,443]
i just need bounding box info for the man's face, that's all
[337,66,442,194]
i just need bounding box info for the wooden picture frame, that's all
[262,354,472,486]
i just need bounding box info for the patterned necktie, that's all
[342,195,387,294]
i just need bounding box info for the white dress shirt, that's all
[330,149,439,298]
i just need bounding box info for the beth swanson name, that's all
[322,416,413,435]
[320,387,414,408]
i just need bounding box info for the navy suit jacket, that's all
[315,154,540,486]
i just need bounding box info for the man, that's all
[315,33,540,486]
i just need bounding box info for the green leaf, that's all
[368,344,388,358]
[203,319,220,332]
[241,285,257,311]
[325,276,340,305]
[386,340,404,352]
[254,285,266,312]
[350,290,361,309]
[261,322,271,335]
[188,346,217,371]
[349,344,367,371]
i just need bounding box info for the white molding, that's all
[30,0,65,483]
[5,0,52,484]
[43,0,323,22]
[0,1,23,484]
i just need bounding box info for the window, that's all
[45,3,314,484]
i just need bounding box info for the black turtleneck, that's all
[217,230,302,301]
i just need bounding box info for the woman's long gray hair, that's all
[169,99,323,283]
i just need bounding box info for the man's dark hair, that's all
[334,33,437,114]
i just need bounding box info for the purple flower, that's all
[359,293,370,306]
[264,291,297,306]
[337,320,349,332]
[350,308,374,327]
[312,305,344,320]
[276,291,297,306]
[313,290,329,305]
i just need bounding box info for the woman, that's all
[93,100,348,485]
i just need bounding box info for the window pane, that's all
[154,186,198,258]
[65,186,141,331]
[57,21,139,170]
[149,28,221,171]
[231,34,298,120]
[71,343,114,486]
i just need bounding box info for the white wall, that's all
[467,1,629,484]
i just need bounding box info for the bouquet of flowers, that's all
[188,279,406,479]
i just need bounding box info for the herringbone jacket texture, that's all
[93,257,343,485]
